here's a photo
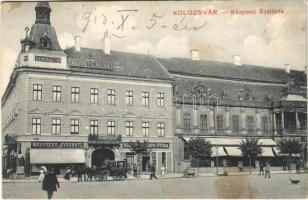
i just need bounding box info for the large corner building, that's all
[2,2,307,176]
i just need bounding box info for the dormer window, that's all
[39,34,51,49]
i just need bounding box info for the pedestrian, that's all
[42,168,60,199]
[77,166,82,182]
[296,160,300,174]
[64,167,71,180]
[259,162,264,175]
[282,158,286,171]
[133,164,137,178]
[38,167,45,182]
[82,166,87,181]
[150,163,157,180]
[87,167,94,181]
[264,162,271,179]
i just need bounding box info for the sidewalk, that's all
[3,170,306,183]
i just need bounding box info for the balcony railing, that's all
[88,134,122,145]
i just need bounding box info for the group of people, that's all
[132,163,158,180]
[259,161,271,178]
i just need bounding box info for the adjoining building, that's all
[158,52,307,172]
[1,2,307,177]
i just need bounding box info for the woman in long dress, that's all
[38,167,45,182]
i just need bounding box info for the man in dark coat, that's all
[150,163,157,180]
[42,168,60,199]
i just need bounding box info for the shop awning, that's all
[260,147,275,157]
[211,147,228,157]
[224,147,242,157]
[182,137,276,146]
[30,149,85,164]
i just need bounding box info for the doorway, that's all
[142,155,150,171]
[91,148,115,167]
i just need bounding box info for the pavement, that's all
[3,169,306,183]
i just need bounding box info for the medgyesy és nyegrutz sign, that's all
[31,141,84,149]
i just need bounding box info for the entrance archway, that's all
[91,148,115,167]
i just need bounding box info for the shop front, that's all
[29,141,86,175]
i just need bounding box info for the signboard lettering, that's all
[35,56,61,63]
[68,58,112,70]
[31,142,84,149]
[123,142,169,149]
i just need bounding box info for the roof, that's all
[64,47,173,81]
[173,75,286,101]
[158,57,306,84]
[28,23,62,50]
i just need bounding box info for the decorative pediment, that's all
[157,113,167,119]
[123,112,137,118]
[238,85,253,100]
[221,88,230,100]
[28,108,43,114]
[68,110,83,116]
[283,78,303,95]
[87,110,102,117]
[105,111,119,117]
[139,113,150,118]
[192,84,206,97]
[48,109,65,115]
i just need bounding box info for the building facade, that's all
[1,2,307,176]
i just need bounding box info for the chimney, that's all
[74,35,81,52]
[190,49,199,61]
[285,64,290,73]
[103,30,111,54]
[233,55,241,66]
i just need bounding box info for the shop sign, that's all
[35,56,61,63]
[68,58,112,70]
[123,142,169,149]
[88,134,121,146]
[31,142,84,149]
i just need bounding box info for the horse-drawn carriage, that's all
[95,160,128,181]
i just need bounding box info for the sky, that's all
[0,0,307,97]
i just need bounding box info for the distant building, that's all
[1,2,307,176]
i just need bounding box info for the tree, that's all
[188,138,212,173]
[277,138,302,171]
[129,140,152,177]
[239,137,263,174]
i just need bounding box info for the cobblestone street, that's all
[3,173,308,199]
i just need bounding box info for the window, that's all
[125,90,133,106]
[32,118,41,135]
[200,114,208,131]
[183,114,191,130]
[52,119,61,135]
[70,119,79,135]
[142,92,149,107]
[216,115,224,132]
[262,116,268,134]
[247,116,255,133]
[24,55,28,61]
[71,87,80,103]
[33,84,42,101]
[90,120,98,135]
[126,121,133,136]
[142,122,149,137]
[232,115,240,132]
[107,121,115,135]
[157,92,164,107]
[40,35,51,49]
[158,122,165,137]
[52,86,61,102]
[107,89,116,105]
[90,88,98,104]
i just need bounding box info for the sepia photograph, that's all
[0,0,307,199]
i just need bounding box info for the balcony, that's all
[88,134,122,146]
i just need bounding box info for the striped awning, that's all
[224,147,242,157]
[211,147,228,157]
